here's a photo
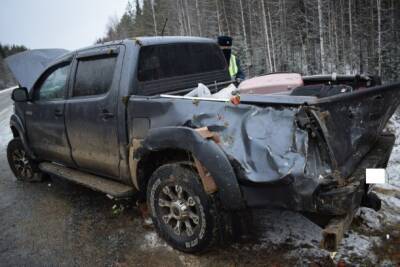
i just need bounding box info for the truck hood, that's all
[5,49,69,90]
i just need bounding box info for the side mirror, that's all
[11,87,29,102]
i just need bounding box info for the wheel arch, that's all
[136,148,193,191]
[10,114,35,159]
[129,127,245,210]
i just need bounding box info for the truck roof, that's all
[87,36,216,50]
[133,36,216,46]
[68,36,217,58]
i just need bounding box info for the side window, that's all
[73,55,117,97]
[137,43,226,82]
[35,63,70,101]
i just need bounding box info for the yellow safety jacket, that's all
[229,54,238,78]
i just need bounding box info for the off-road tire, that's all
[7,138,43,182]
[147,163,224,253]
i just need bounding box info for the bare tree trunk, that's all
[215,0,222,35]
[318,0,326,73]
[334,3,339,70]
[247,0,254,76]
[303,0,313,74]
[328,2,333,72]
[391,0,395,37]
[340,0,345,71]
[239,0,249,69]
[359,40,364,73]
[221,0,231,36]
[177,0,185,35]
[179,0,188,35]
[348,0,353,73]
[298,27,308,74]
[195,0,202,36]
[184,0,192,36]
[391,0,396,75]
[377,0,382,76]
[267,4,276,72]
[368,0,375,73]
[260,0,273,72]
[150,0,158,35]
[281,0,288,69]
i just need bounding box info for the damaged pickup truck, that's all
[5,37,400,253]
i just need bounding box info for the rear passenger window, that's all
[138,43,226,82]
[73,55,117,97]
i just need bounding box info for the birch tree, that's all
[215,0,222,35]
[260,0,273,72]
[267,3,276,72]
[195,0,202,35]
[318,0,326,74]
[348,0,353,73]
[150,0,158,34]
[238,0,249,69]
[377,0,382,76]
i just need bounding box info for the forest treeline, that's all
[0,44,27,58]
[98,0,400,82]
[0,44,27,88]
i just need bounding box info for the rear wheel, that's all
[7,138,43,182]
[147,163,223,253]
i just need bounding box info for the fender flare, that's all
[10,114,36,159]
[139,127,245,210]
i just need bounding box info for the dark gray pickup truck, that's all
[5,37,400,253]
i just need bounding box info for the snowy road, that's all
[0,87,399,266]
[0,88,14,144]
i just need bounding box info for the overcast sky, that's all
[0,0,128,50]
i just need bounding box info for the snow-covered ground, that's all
[386,112,400,187]
[332,112,400,265]
[0,87,14,146]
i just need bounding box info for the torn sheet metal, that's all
[312,83,400,179]
[129,96,319,184]
[128,82,400,212]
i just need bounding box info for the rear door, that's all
[25,60,73,165]
[65,45,124,179]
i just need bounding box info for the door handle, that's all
[54,109,63,117]
[101,109,114,119]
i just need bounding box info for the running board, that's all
[39,162,135,198]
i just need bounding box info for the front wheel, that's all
[7,138,43,182]
[147,163,223,253]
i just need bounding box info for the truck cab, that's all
[9,37,229,183]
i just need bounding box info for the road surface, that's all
[0,87,399,266]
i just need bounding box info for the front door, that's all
[65,46,123,179]
[25,61,73,165]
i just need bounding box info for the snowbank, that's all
[385,110,400,188]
